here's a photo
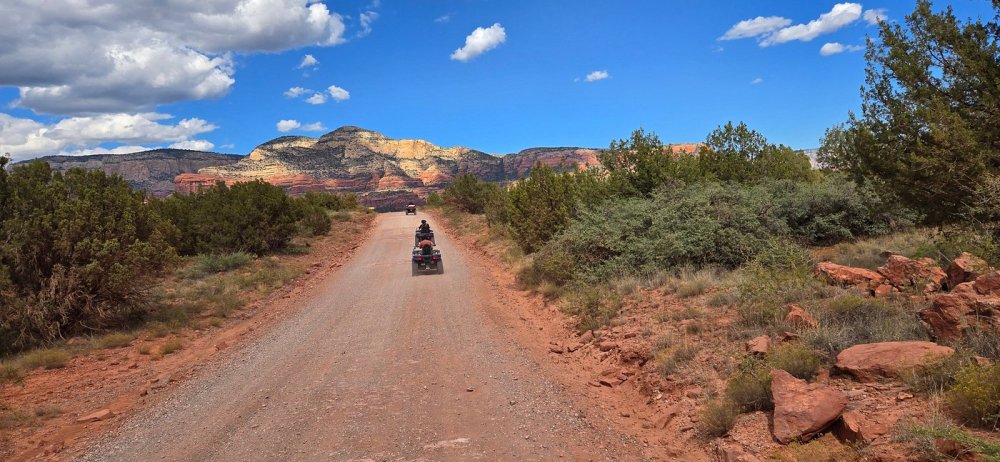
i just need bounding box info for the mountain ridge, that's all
[176,126,604,209]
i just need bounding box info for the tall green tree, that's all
[600,128,687,197]
[699,122,814,183]
[840,0,1000,223]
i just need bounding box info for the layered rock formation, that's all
[24,149,241,197]
[175,126,603,210]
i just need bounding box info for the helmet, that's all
[421,220,427,224]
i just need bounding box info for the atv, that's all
[405,204,417,215]
[414,229,435,247]
[412,246,443,275]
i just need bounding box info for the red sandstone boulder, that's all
[746,335,771,355]
[835,341,955,382]
[947,253,992,289]
[878,255,948,293]
[785,305,818,329]
[771,369,847,444]
[921,272,1000,341]
[816,262,885,289]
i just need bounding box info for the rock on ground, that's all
[770,369,847,444]
[835,341,955,382]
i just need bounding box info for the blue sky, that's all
[0,0,994,160]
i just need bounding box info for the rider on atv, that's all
[418,220,431,233]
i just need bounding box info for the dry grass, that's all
[159,339,183,356]
[17,348,71,370]
[33,404,62,419]
[699,398,739,437]
[0,406,34,430]
[899,413,1000,461]
[772,436,860,462]
[811,229,937,269]
[136,344,152,355]
[93,332,135,349]
[663,267,722,298]
[768,342,822,381]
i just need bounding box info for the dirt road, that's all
[78,213,646,461]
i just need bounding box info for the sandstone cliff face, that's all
[176,126,604,210]
[25,150,241,197]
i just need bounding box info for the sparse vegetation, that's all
[902,418,1000,461]
[94,332,136,349]
[767,342,821,381]
[947,363,1000,430]
[185,252,255,279]
[725,357,773,412]
[699,398,740,437]
[160,339,183,355]
[16,348,71,370]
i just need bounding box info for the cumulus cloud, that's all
[276,119,302,132]
[721,3,863,47]
[305,93,327,105]
[820,42,864,56]
[0,0,348,115]
[284,86,309,98]
[169,139,216,151]
[751,77,764,84]
[863,8,888,25]
[720,16,792,40]
[301,122,327,132]
[761,3,862,46]
[585,70,610,82]
[451,23,506,62]
[327,84,350,102]
[0,112,216,160]
[298,54,319,69]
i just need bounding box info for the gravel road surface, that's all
[78,213,645,461]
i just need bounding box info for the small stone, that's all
[76,409,114,423]
[579,330,594,343]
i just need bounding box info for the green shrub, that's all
[17,348,71,370]
[155,180,300,256]
[699,398,740,436]
[299,191,358,211]
[297,202,332,236]
[947,363,1000,430]
[768,342,822,381]
[0,161,176,351]
[726,357,773,412]
[425,191,443,207]
[0,363,24,385]
[442,173,496,214]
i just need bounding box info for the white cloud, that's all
[0,0,348,114]
[451,23,506,62]
[285,86,309,98]
[305,93,328,105]
[359,11,379,36]
[720,16,792,40]
[301,122,327,132]
[169,139,216,151]
[0,112,216,160]
[276,119,301,132]
[761,3,862,46]
[61,145,157,156]
[327,84,350,102]
[298,54,319,69]
[819,42,864,56]
[435,15,451,23]
[863,8,888,25]
[585,70,610,82]
[722,4,863,47]
[751,77,764,84]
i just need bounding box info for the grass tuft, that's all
[17,348,71,370]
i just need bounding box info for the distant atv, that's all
[412,246,443,275]
[405,204,417,215]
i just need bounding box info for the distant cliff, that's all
[175,126,602,210]
[26,149,242,197]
